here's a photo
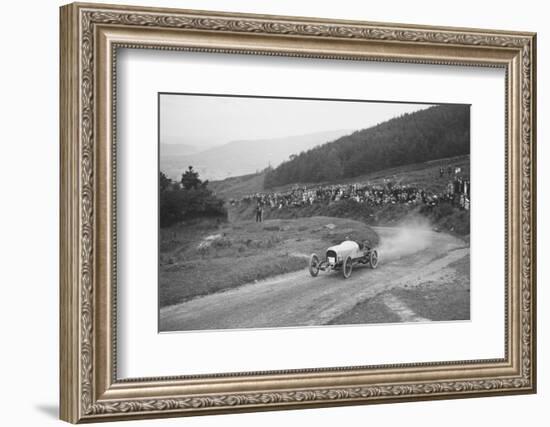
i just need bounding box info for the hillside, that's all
[336,154,469,194]
[264,104,470,188]
[207,171,265,201]
[226,154,470,236]
[160,129,352,181]
[209,154,469,202]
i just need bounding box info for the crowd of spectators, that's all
[232,167,470,219]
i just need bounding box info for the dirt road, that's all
[160,226,469,331]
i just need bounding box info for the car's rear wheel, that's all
[343,256,353,279]
[309,254,320,277]
[369,249,379,269]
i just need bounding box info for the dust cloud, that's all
[377,216,435,262]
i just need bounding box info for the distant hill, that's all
[264,104,470,188]
[160,129,353,181]
[160,143,198,157]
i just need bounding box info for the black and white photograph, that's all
[158,93,471,332]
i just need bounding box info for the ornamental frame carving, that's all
[60,2,536,423]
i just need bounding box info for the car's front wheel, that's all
[309,253,320,277]
[369,249,379,269]
[343,256,353,279]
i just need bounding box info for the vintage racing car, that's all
[308,238,378,279]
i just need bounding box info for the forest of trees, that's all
[160,166,227,228]
[263,104,470,189]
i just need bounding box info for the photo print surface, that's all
[158,93,471,333]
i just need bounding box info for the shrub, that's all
[160,169,228,228]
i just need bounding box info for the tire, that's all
[342,256,353,279]
[369,249,379,269]
[309,254,320,277]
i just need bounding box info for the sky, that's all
[160,94,433,148]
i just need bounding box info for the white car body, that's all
[326,241,360,265]
[309,239,379,279]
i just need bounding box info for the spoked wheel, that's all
[369,249,379,269]
[343,256,353,279]
[309,254,320,277]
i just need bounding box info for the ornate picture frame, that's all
[60,2,536,423]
